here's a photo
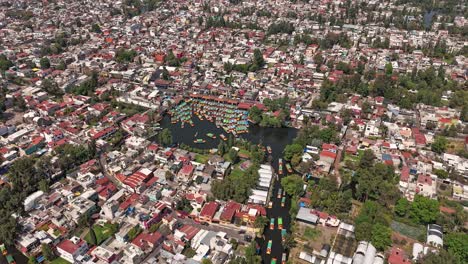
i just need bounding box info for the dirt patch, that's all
[294,223,337,251]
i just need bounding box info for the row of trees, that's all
[69,71,99,96]
[211,165,260,203]
[224,49,265,73]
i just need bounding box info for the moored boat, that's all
[206,133,216,139]
[6,255,15,264]
[193,139,206,144]
[281,229,287,242]
[286,163,293,173]
[267,146,272,154]
[281,197,286,207]
[278,217,283,230]
[220,134,227,141]
[270,218,275,230]
[266,240,272,255]
[0,244,7,255]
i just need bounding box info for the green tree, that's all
[157,128,172,146]
[38,179,49,193]
[394,198,410,217]
[41,78,63,96]
[91,23,102,33]
[40,57,51,69]
[248,106,262,123]
[28,256,37,264]
[88,227,98,245]
[359,149,375,168]
[218,141,227,156]
[444,232,468,263]
[409,195,440,225]
[281,175,304,197]
[41,243,56,261]
[244,241,261,264]
[228,148,238,163]
[371,223,392,251]
[431,136,448,154]
[284,144,303,161]
[201,259,213,264]
[253,216,268,229]
[417,249,461,264]
[0,55,14,72]
[385,63,393,75]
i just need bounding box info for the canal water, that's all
[160,115,297,263]
[0,246,28,264]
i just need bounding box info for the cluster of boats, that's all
[0,244,16,264]
[168,101,194,128]
[193,132,226,144]
[266,239,287,264]
[192,99,249,136]
[278,158,293,175]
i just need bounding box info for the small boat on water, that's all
[270,218,275,230]
[281,197,286,207]
[281,229,287,242]
[282,253,287,264]
[266,240,272,255]
[206,133,216,139]
[194,132,198,137]
[268,201,273,208]
[6,255,15,264]
[286,163,293,173]
[267,146,272,154]
[220,134,227,141]
[271,258,277,264]
[277,188,282,198]
[0,244,7,255]
[279,158,283,174]
[278,217,283,230]
[193,139,206,144]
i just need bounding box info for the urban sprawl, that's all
[0,0,467,264]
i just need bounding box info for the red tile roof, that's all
[417,174,432,186]
[220,201,241,222]
[132,231,163,250]
[199,201,219,219]
[179,225,200,241]
[57,238,86,254]
[388,247,411,264]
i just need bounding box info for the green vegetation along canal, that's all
[160,115,298,263]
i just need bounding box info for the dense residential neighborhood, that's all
[0,0,466,264]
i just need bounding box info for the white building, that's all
[56,236,88,263]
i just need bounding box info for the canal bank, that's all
[160,115,297,263]
[0,245,28,264]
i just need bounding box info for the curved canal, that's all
[160,115,297,263]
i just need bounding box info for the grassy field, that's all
[84,223,118,245]
[50,258,71,264]
[230,168,244,178]
[303,227,322,241]
[194,154,209,164]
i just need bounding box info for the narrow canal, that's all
[160,115,297,263]
[0,246,28,264]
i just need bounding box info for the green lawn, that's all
[194,154,209,164]
[84,223,118,245]
[229,168,244,178]
[303,227,322,241]
[50,257,71,264]
[238,149,250,158]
